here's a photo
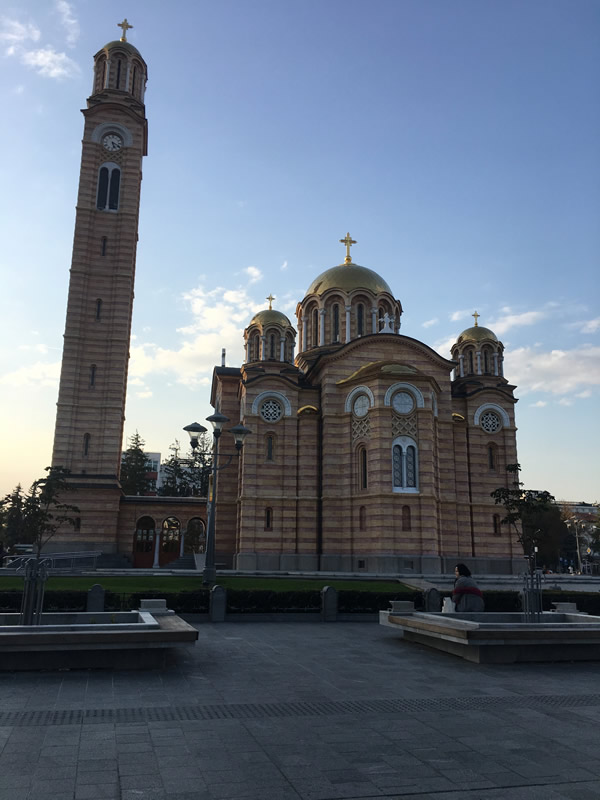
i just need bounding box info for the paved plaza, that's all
[1,621,600,800]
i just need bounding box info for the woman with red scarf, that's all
[452,563,484,612]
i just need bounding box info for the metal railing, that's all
[2,551,102,571]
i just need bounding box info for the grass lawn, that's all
[0,575,413,593]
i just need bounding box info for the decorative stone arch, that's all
[251,390,292,417]
[384,383,425,409]
[91,121,134,147]
[473,403,510,428]
[344,385,375,413]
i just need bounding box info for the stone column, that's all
[104,60,111,88]
[493,352,499,376]
[152,531,160,568]
[476,351,482,375]
[459,354,464,377]
[302,318,307,352]
[319,308,326,346]
[260,335,266,361]
[371,307,378,333]
[345,306,351,343]
[279,336,285,362]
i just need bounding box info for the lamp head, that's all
[206,411,229,435]
[229,423,252,451]
[183,421,207,449]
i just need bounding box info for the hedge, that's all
[226,589,321,613]
[338,590,423,613]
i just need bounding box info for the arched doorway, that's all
[132,516,156,568]
[185,517,207,555]
[160,516,181,567]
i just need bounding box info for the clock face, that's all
[102,133,123,152]
[392,391,414,414]
[353,395,370,418]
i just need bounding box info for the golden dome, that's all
[456,325,498,344]
[248,309,292,328]
[100,40,143,58]
[306,263,393,297]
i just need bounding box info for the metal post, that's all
[203,429,221,585]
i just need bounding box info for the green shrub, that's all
[338,590,423,613]
[226,589,320,613]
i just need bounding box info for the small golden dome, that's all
[456,325,498,344]
[100,40,143,58]
[248,309,292,328]
[306,263,392,297]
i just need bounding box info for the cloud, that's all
[558,398,573,406]
[489,309,547,335]
[280,260,288,271]
[0,361,60,389]
[506,345,600,396]
[581,317,600,334]
[55,1,79,45]
[433,335,457,358]
[530,401,547,408]
[243,266,262,284]
[449,309,472,322]
[576,389,592,398]
[422,318,438,328]
[136,390,153,399]
[21,46,79,79]
[0,18,40,46]
[18,343,49,354]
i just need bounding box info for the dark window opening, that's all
[270,334,276,359]
[97,167,109,209]
[483,349,490,374]
[332,304,340,342]
[89,364,96,387]
[95,299,102,321]
[266,435,274,461]
[406,446,417,488]
[493,514,501,537]
[359,448,368,490]
[402,505,411,531]
[83,433,91,456]
[488,445,496,470]
[74,517,81,531]
[357,304,364,336]
[359,505,366,531]
[468,350,474,374]
[132,66,137,95]
[116,59,122,89]
[312,308,318,347]
[108,168,120,210]
[101,237,107,256]
[357,559,366,569]
[265,507,273,531]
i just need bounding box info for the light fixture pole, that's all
[184,415,251,585]
[566,519,583,574]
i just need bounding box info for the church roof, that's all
[306,263,393,297]
[100,40,143,58]
[456,325,498,344]
[249,309,292,328]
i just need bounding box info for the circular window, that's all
[392,391,414,414]
[353,395,370,418]
[480,411,501,433]
[260,399,283,423]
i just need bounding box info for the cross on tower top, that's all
[117,18,133,41]
[472,310,480,327]
[266,293,275,310]
[339,232,357,264]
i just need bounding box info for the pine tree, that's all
[120,431,152,495]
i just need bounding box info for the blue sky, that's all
[0,0,598,501]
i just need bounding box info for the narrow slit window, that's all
[116,59,122,89]
[95,299,102,321]
[270,334,276,359]
[359,447,368,490]
[108,168,120,210]
[132,66,137,95]
[97,167,109,209]
[266,435,274,461]
[264,507,273,531]
[402,505,411,531]
[89,364,96,387]
[357,304,364,336]
[83,433,91,456]
[101,237,107,256]
[359,505,366,531]
[488,445,496,470]
[333,304,340,342]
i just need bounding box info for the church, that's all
[50,25,521,574]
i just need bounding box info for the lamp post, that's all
[566,519,583,574]
[184,415,251,585]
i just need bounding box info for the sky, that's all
[0,0,598,502]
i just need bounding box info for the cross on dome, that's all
[472,310,480,327]
[266,293,275,310]
[117,18,133,41]
[339,232,357,265]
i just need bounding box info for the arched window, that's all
[95,299,102,321]
[359,505,366,531]
[483,348,490,375]
[252,333,260,361]
[488,444,497,470]
[89,364,96,387]
[357,304,364,336]
[83,433,91,456]
[493,514,501,536]
[116,59,122,89]
[358,447,368,490]
[264,507,273,531]
[97,164,121,211]
[468,349,474,375]
[101,236,107,256]
[265,435,274,461]
[132,65,137,95]
[402,505,411,531]
[312,308,318,347]
[332,304,340,342]
[269,334,276,359]
[186,517,206,554]
[392,437,419,493]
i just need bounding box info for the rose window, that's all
[260,399,283,423]
[480,411,501,433]
[392,391,414,414]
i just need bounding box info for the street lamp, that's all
[566,519,583,574]
[184,414,251,585]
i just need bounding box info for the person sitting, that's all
[452,563,485,612]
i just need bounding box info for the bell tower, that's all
[51,21,148,551]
